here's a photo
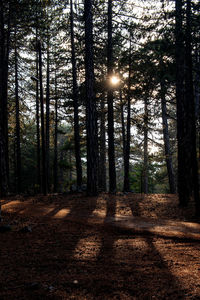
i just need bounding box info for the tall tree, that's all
[107,0,116,193]
[0,0,10,198]
[84,0,98,195]
[70,0,83,190]
[38,41,47,195]
[14,24,21,194]
[98,92,107,191]
[158,49,176,194]
[35,29,41,191]
[120,88,126,165]
[160,77,176,194]
[175,0,189,206]
[185,0,200,215]
[53,70,58,193]
[143,94,149,194]
[123,39,132,192]
[46,31,50,192]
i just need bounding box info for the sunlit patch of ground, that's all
[0,193,200,299]
[53,208,71,219]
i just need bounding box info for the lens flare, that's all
[110,76,120,85]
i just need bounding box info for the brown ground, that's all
[0,193,200,299]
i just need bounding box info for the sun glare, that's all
[110,75,120,85]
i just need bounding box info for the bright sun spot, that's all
[110,76,120,85]
[123,73,129,78]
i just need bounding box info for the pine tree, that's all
[107,0,116,193]
[84,0,98,195]
[14,22,21,194]
[0,0,10,198]
[70,0,83,190]
[38,41,47,195]
[185,0,200,215]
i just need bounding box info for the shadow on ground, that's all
[0,193,199,299]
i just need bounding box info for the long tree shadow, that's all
[92,194,118,296]
[98,194,116,260]
[0,194,189,298]
[126,195,186,298]
[51,195,98,260]
[69,195,187,298]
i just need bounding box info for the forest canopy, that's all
[0,0,200,214]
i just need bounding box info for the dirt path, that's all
[0,193,200,299]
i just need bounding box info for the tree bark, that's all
[70,0,82,190]
[53,71,58,193]
[98,92,106,191]
[0,0,9,198]
[123,43,131,192]
[46,33,50,192]
[143,96,148,194]
[107,0,116,193]
[14,25,21,194]
[175,0,190,206]
[160,76,176,193]
[35,31,41,191]
[4,1,10,189]
[38,41,47,195]
[84,0,98,195]
[185,0,200,215]
[120,88,126,164]
[194,49,200,166]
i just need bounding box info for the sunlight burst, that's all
[110,75,120,85]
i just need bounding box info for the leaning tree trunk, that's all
[107,0,116,193]
[84,0,98,195]
[70,0,82,190]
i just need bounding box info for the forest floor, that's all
[1,193,200,299]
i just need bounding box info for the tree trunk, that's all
[160,78,176,193]
[143,97,148,194]
[175,0,190,206]
[98,92,106,191]
[14,25,21,194]
[35,31,41,191]
[107,0,116,193]
[123,44,131,192]
[46,34,50,192]
[70,0,82,190]
[53,71,58,193]
[194,49,200,120]
[185,0,200,215]
[194,49,200,166]
[38,41,47,195]
[84,0,98,195]
[120,88,126,164]
[0,0,9,198]
[69,149,72,183]
[4,2,10,189]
